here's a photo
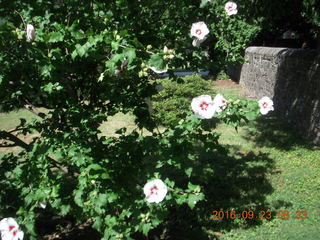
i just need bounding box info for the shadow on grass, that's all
[243,115,316,151]
[150,146,291,240]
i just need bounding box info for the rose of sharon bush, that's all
[258,96,274,115]
[26,24,35,42]
[0,218,24,240]
[191,95,216,119]
[143,179,168,203]
[225,1,238,16]
[213,93,228,113]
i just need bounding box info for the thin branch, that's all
[0,130,68,174]
[23,104,46,119]
[0,130,30,149]
[14,10,27,29]
[119,44,155,55]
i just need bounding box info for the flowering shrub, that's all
[0,1,276,239]
[152,75,217,127]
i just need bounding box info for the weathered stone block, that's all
[240,46,320,145]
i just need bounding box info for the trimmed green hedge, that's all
[152,75,216,127]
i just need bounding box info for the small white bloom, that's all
[26,24,35,42]
[163,46,169,53]
[39,202,47,209]
[225,1,238,16]
[190,22,210,40]
[213,93,228,113]
[143,179,168,203]
[191,95,216,119]
[0,218,24,240]
[258,96,274,115]
[192,37,207,48]
[149,66,167,74]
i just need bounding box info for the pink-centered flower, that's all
[258,96,274,115]
[26,24,35,42]
[0,218,24,240]
[191,22,210,40]
[225,1,238,16]
[191,95,216,119]
[143,179,168,203]
[213,93,228,113]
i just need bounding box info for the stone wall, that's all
[239,46,320,144]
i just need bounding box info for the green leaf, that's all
[71,30,85,40]
[142,223,152,236]
[60,204,71,215]
[76,44,87,57]
[107,193,117,203]
[96,193,108,206]
[74,189,83,207]
[185,167,193,177]
[245,111,257,120]
[87,163,102,171]
[49,32,64,43]
[148,54,164,69]
[111,41,119,50]
[92,216,103,231]
[123,48,136,64]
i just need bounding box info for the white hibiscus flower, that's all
[258,96,274,115]
[143,179,168,203]
[190,22,210,40]
[0,218,24,240]
[225,1,238,16]
[213,93,228,113]
[191,95,216,119]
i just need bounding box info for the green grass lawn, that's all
[212,119,320,240]
[0,81,319,240]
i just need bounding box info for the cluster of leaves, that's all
[152,74,216,127]
[301,0,320,37]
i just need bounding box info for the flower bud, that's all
[26,24,36,42]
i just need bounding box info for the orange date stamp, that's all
[210,210,310,220]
